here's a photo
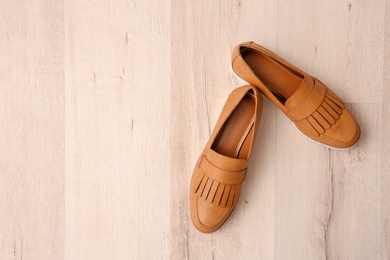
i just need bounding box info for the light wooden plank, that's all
[170,1,214,258]
[384,0,390,104]
[327,104,383,259]
[64,0,171,259]
[380,103,390,259]
[379,1,390,258]
[171,1,278,259]
[275,0,388,259]
[275,1,348,259]
[275,1,343,259]
[278,0,386,104]
[0,0,64,259]
[212,0,278,259]
[274,117,330,259]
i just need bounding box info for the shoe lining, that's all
[241,47,303,103]
[212,92,256,159]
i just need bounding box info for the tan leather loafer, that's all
[232,41,360,149]
[190,85,262,233]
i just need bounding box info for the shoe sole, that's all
[291,122,359,150]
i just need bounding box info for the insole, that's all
[212,94,256,159]
[242,48,303,102]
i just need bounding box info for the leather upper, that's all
[192,149,247,208]
[190,85,262,233]
[232,41,360,149]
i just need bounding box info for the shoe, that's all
[231,41,360,149]
[190,85,263,233]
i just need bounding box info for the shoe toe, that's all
[323,107,360,148]
[190,195,231,233]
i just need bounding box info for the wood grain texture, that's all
[380,2,390,259]
[0,0,64,259]
[275,1,387,259]
[64,0,170,259]
[0,0,389,259]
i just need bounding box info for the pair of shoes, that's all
[190,41,361,233]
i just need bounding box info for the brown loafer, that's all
[232,41,360,149]
[190,85,263,233]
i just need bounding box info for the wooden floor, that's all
[1,0,389,259]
